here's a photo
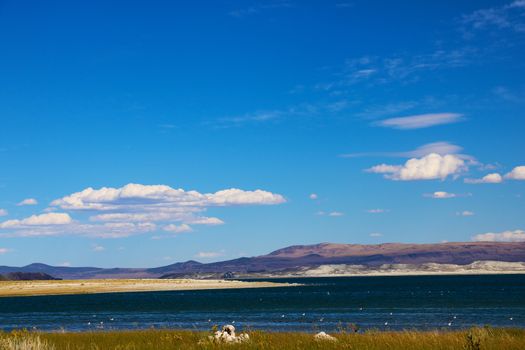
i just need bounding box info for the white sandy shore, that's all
[279,260,525,277]
[0,278,292,297]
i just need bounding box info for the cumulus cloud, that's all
[0,213,72,228]
[309,193,318,200]
[375,113,463,130]
[163,223,192,233]
[465,173,503,184]
[505,166,525,180]
[367,153,466,181]
[0,209,7,217]
[1,183,284,238]
[51,184,285,210]
[17,198,38,206]
[472,229,525,242]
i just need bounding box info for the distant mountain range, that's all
[1,242,525,280]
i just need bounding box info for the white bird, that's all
[510,317,514,321]
[448,322,452,326]
[384,322,388,326]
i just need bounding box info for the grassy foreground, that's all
[1,328,525,350]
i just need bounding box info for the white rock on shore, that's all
[210,325,250,343]
[314,331,337,342]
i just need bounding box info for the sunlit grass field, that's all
[1,327,525,350]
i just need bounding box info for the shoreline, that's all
[244,270,525,279]
[0,278,293,298]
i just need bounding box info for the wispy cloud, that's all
[195,250,225,259]
[0,248,10,254]
[229,1,293,18]
[0,209,7,217]
[461,1,525,35]
[92,244,105,252]
[17,198,38,206]
[341,141,464,159]
[366,209,389,214]
[457,210,475,216]
[316,48,474,91]
[375,113,464,130]
[369,232,383,237]
[316,211,344,217]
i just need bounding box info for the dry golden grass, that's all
[0,279,291,297]
[1,327,524,350]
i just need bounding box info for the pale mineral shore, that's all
[0,279,293,297]
[271,260,525,278]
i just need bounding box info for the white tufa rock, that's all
[314,331,337,342]
[209,325,250,344]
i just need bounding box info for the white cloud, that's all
[309,193,318,200]
[58,262,71,267]
[17,198,38,206]
[462,1,525,34]
[429,191,457,199]
[0,248,10,254]
[369,232,383,237]
[505,166,525,180]
[465,173,503,184]
[457,210,475,216]
[316,211,344,217]
[472,229,525,242]
[366,209,389,214]
[0,209,7,216]
[187,217,224,225]
[92,244,105,252]
[367,153,466,181]
[1,183,282,238]
[163,223,192,233]
[0,213,72,228]
[51,184,285,210]
[375,113,463,130]
[195,251,225,259]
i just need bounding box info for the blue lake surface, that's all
[1,275,524,332]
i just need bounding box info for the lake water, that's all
[1,275,524,332]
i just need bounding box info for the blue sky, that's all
[1,0,524,267]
